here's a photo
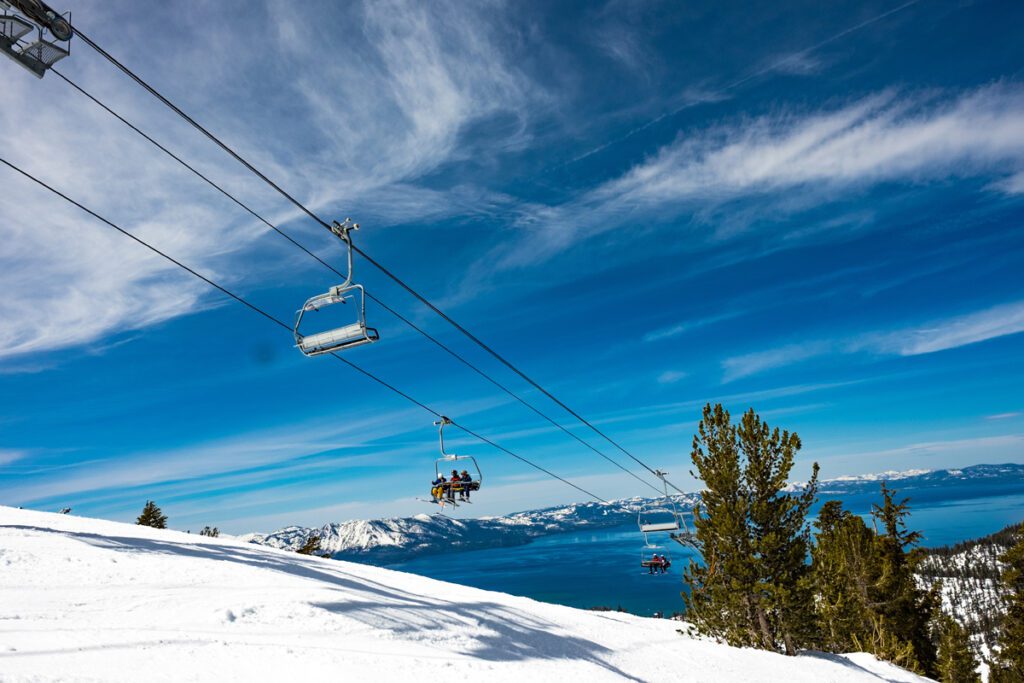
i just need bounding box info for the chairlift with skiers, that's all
[423,417,481,509]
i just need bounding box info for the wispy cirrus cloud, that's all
[657,370,688,384]
[0,449,27,467]
[824,434,1024,462]
[723,299,1024,381]
[722,341,835,383]
[492,85,1024,270]
[643,311,745,343]
[0,0,541,362]
[0,407,421,507]
[861,300,1024,356]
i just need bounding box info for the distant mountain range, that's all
[240,493,701,564]
[242,463,1024,564]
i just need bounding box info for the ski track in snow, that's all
[0,506,932,682]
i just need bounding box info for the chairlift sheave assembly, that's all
[0,0,72,79]
[425,417,482,508]
[294,218,379,356]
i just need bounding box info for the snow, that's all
[0,506,932,682]
[784,469,935,492]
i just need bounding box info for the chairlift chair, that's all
[427,417,482,506]
[640,543,673,574]
[294,219,379,356]
[637,469,682,542]
[637,469,698,567]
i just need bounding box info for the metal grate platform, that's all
[19,37,67,66]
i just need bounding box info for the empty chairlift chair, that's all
[294,218,379,356]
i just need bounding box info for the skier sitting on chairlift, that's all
[660,556,671,574]
[459,469,472,501]
[431,475,446,503]
[647,554,661,574]
[448,470,462,502]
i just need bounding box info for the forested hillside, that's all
[918,523,1022,660]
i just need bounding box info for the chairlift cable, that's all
[67,23,688,496]
[0,155,608,505]
[50,68,661,495]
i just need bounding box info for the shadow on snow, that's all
[1,525,642,681]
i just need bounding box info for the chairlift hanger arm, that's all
[329,218,358,288]
[434,416,455,458]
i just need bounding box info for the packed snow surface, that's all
[0,506,931,682]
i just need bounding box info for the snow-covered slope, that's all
[1,506,930,682]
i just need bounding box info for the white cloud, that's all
[987,412,1021,420]
[657,370,688,384]
[722,341,834,383]
[643,311,744,343]
[0,408,421,506]
[722,299,1024,380]
[0,449,27,467]
[0,0,541,361]
[867,300,1024,356]
[601,86,1024,203]
[825,434,1024,461]
[495,85,1024,268]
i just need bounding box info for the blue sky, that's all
[1,0,1023,533]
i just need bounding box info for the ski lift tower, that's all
[0,0,72,78]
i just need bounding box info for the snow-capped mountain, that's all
[784,462,1024,495]
[243,495,701,563]
[245,464,1024,564]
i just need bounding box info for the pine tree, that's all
[684,404,750,646]
[990,531,1024,682]
[870,484,939,677]
[296,534,322,556]
[136,500,167,529]
[683,403,818,655]
[200,526,219,537]
[935,613,980,683]
[812,500,878,651]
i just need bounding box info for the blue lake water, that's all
[391,491,1024,617]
